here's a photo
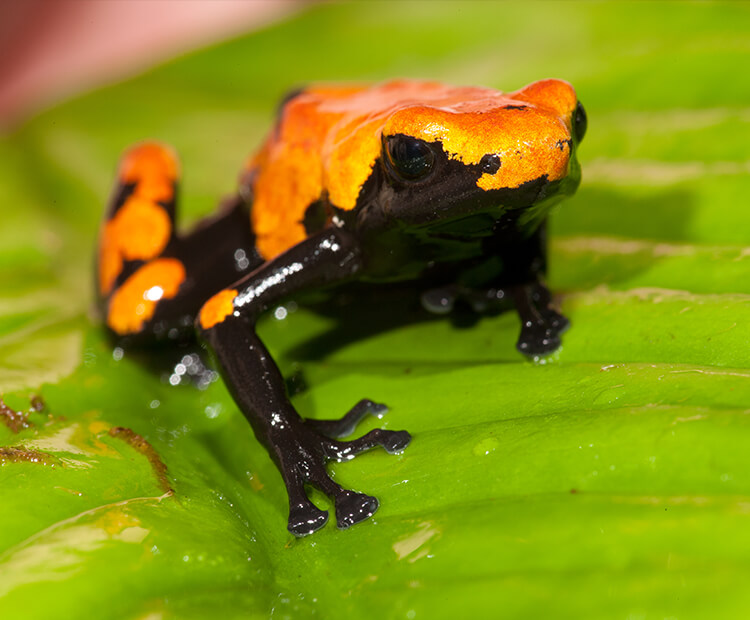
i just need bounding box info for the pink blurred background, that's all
[0,0,306,129]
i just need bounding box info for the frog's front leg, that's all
[489,219,568,356]
[422,220,569,356]
[198,229,411,536]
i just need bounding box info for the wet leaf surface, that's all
[1,2,749,618]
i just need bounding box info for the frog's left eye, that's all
[384,134,436,181]
[574,101,587,143]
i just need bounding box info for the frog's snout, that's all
[506,174,551,210]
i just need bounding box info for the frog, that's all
[97,78,586,536]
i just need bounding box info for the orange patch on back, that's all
[199,289,238,330]
[248,89,351,260]
[107,258,185,335]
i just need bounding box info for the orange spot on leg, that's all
[116,197,173,261]
[107,258,186,335]
[199,289,238,330]
[98,191,173,295]
[119,142,178,179]
[98,223,124,295]
[119,142,179,202]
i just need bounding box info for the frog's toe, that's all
[381,429,412,454]
[325,428,412,461]
[288,502,329,537]
[541,308,570,332]
[517,304,569,357]
[335,491,379,529]
[516,326,562,356]
[305,398,389,439]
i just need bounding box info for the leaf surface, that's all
[1,2,749,618]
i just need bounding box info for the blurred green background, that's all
[1,2,750,618]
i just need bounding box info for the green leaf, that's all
[2,2,749,618]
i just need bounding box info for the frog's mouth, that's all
[485,157,581,221]
[494,174,552,210]
[420,171,574,242]
[423,212,499,241]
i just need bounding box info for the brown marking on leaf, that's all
[0,397,32,433]
[54,486,84,497]
[248,472,264,492]
[0,446,57,466]
[109,426,173,494]
[30,395,46,412]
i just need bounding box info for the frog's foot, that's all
[282,401,411,536]
[421,284,512,316]
[512,281,569,356]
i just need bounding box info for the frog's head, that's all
[364,79,585,233]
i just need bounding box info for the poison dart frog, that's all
[97,79,586,536]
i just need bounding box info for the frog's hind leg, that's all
[97,142,261,343]
[97,142,181,305]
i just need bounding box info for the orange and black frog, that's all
[96,79,586,536]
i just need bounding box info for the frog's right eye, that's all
[383,134,436,182]
[574,101,587,143]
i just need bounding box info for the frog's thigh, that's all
[98,143,261,340]
[104,198,261,340]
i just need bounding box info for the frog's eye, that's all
[574,101,587,143]
[384,134,436,181]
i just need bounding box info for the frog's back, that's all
[246,80,577,261]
